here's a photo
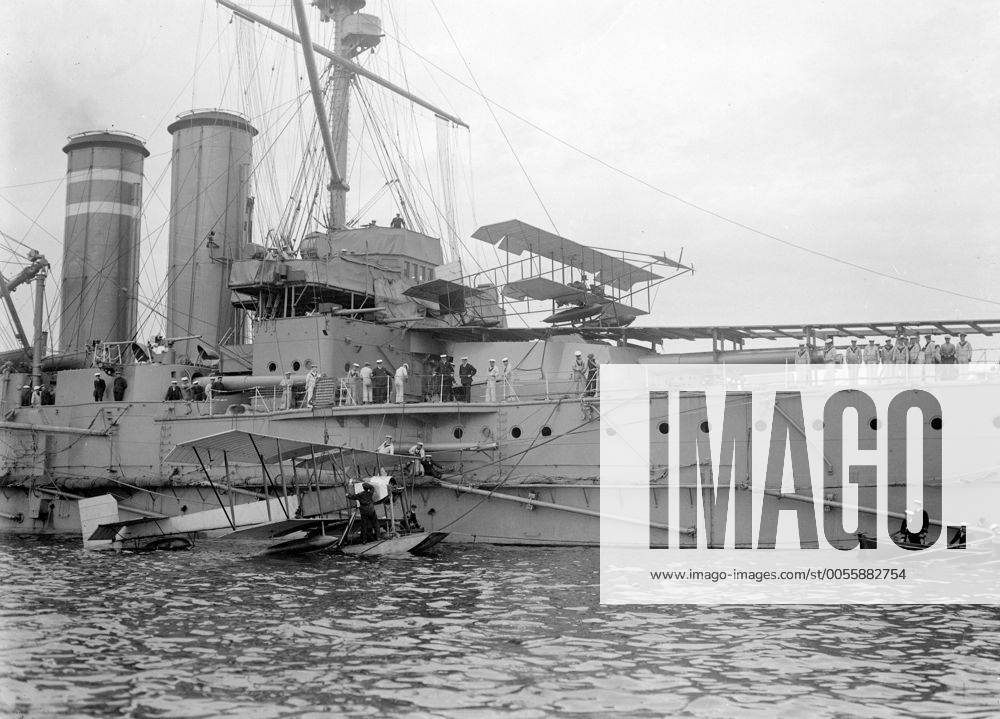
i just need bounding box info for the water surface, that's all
[1,537,997,718]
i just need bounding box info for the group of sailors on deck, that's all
[333,355,515,406]
[796,333,974,365]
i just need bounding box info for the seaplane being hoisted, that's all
[78,429,447,557]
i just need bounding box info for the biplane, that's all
[78,429,447,557]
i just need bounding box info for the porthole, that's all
[930,416,942,431]
[605,427,617,437]
[267,362,277,372]
[812,419,824,431]
[292,361,301,372]
[453,427,464,440]
[658,422,669,435]
[511,426,522,439]
[754,420,767,432]
[481,426,493,439]
[541,426,552,437]
[699,421,710,434]
[869,418,879,431]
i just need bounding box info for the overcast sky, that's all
[2,0,999,350]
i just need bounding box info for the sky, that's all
[1,0,999,352]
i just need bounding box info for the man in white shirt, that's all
[303,367,319,407]
[377,435,394,454]
[394,363,409,403]
[956,333,973,364]
[359,361,373,404]
[485,359,499,402]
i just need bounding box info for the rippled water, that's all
[1,537,998,718]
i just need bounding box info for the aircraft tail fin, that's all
[78,494,120,550]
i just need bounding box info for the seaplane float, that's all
[78,429,447,557]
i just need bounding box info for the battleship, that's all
[2,0,999,549]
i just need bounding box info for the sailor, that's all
[408,441,426,476]
[30,386,42,407]
[41,384,54,405]
[179,377,192,401]
[377,435,394,454]
[207,374,224,402]
[303,366,320,408]
[939,336,957,364]
[956,333,973,364]
[568,273,588,292]
[164,380,180,401]
[820,338,837,365]
[112,372,127,402]
[485,359,499,402]
[572,350,586,393]
[191,379,206,402]
[360,361,373,404]
[372,359,392,403]
[458,357,476,402]
[585,353,598,397]
[794,344,810,364]
[880,338,894,364]
[150,335,169,363]
[93,372,107,402]
[922,334,940,364]
[845,339,862,365]
[390,213,405,229]
[423,356,438,402]
[346,481,379,543]
[500,357,514,400]
[907,336,921,364]
[898,510,923,545]
[345,363,360,406]
[19,384,31,407]
[892,337,909,365]
[394,362,409,403]
[438,354,454,402]
[279,371,294,410]
[862,338,879,364]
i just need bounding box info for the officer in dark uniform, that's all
[19,385,31,407]
[191,379,206,401]
[458,357,476,402]
[165,380,182,401]
[41,385,54,405]
[112,372,127,401]
[346,482,380,543]
[93,373,107,402]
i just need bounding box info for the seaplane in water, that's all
[78,429,448,557]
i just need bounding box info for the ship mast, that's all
[290,0,348,229]
[216,0,468,230]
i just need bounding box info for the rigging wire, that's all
[428,0,561,237]
[389,25,1000,309]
